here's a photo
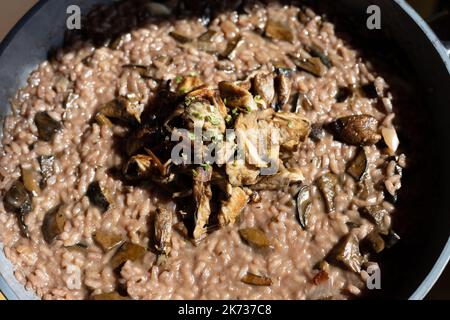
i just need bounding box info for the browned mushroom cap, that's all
[329,115,381,146]
[154,208,173,256]
[239,228,271,249]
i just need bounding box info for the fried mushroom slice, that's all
[218,185,249,227]
[251,166,304,191]
[96,94,144,126]
[252,73,275,106]
[334,234,364,273]
[218,81,258,112]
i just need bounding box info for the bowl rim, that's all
[0,0,449,300]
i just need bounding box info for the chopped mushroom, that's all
[123,154,154,181]
[169,31,192,43]
[177,75,204,94]
[272,112,311,151]
[346,148,368,181]
[329,115,381,146]
[252,73,275,106]
[4,181,32,238]
[274,74,291,110]
[93,231,125,252]
[309,47,332,68]
[362,205,389,235]
[86,182,110,213]
[334,234,364,273]
[317,173,338,213]
[219,35,243,60]
[294,92,314,113]
[218,81,258,112]
[289,55,327,77]
[42,205,66,244]
[297,185,312,230]
[241,272,272,286]
[265,19,294,43]
[110,242,146,270]
[239,228,271,249]
[154,208,173,256]
[96,95,144,125]
[218,186,249,226]
[21,167,41,196]
[34,112,62,142]
[335,87,353,103]
[365,231,385,254]
[252,167,304,191]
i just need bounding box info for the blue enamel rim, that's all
[0,0,449,300]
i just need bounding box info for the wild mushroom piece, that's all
[154,208,173,256]
[239,228,271,249]
[252,73,275,106]
[362,205,389,235]
[34,112,62,142]
[317,173,338,213]
[218,186,249,227]
[289,55,327,77]
[177,75,204,94]
[218,81,258,112]
[38,155,55,187]
[272,112,311,151]
[219,35,243,60]
[226,161,260,187]
[329,115,381,146]
[93,231,125,252]
[297,185,312,230]
[192,167,213,241]
[334,234,364,273]
[241,272,272,286]
[86,182,110,213]
[251,167,304,191]
[274,74,292,110]
[4,181,32,238]
[96,95,144,126]
[265,19,294,43]
[41,205,66,244]
[21,167,41,196]
[346,148,368,181]
[110,242,147,270]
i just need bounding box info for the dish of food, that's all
[0,0,418,300]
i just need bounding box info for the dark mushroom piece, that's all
[309,47,332,69]
[241,272,272,286]
[197,30,218,53]
[335,87,353,103]
[218,81,257,112]
[96,95,144,126]
[4,181,32,238]
[289,54,327,77]
[218,186,249,227]
[361,82,379,99]
[219,35,243,60]
[362,205,389,235]
[169,31,193,44]
[239,228,271,249]
[34,112,62,142]
[93,231,125,252]
[296,185,312,230]
[364,231,385,254]
[328,115,381,146]
[294,92,314,113]
[110,242,147,270]
[192,166,213,241]
[265,19,294,43]
[86,182,110,213]
[384,230,401,249]
[275,74,291,110]
[316,173,338,213]
[346,148,368,181]
[334,234,364,273]
[123,154,153,181]
[42,205,66,244]
[154,208,173,256]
